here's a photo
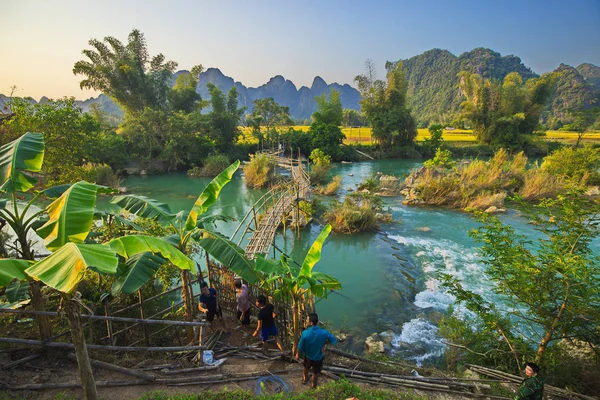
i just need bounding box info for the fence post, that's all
[103,296,114,346]
[138,289,150,346]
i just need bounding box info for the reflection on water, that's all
[98,161,598,365]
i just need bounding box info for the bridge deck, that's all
[243,156,310,259]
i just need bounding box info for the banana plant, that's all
[254,224,341,349]
[0,133,196,400]
[110,160,259,342]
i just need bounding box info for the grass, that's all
[243,154,276,188]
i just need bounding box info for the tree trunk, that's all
[29,281,52,340]
[180,270,195,344]
[291,296,300,353]
[536,290,569,363]
[64,298,97,400]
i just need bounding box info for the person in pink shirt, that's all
[234,279,251,331]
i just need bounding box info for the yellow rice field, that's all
[238,126,600,145]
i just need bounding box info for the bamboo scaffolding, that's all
[66,353,156,381]
[0,337,205,352]
[0,308,208,327]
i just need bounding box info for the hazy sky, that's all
[2,0,599,100]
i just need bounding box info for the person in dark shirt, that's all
[295,312,337,389]
[198,281,225,330]
[514,362,544,400]
[252,295,283,354]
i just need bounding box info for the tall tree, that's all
[207,84,244,152]
[355,60,417,147]
[458,71,556,148]
[308,90,345,160]
[168,65,204,113]
[73,29,177,116]
[248,98,291,151]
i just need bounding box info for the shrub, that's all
[519,169,565,202]
[324,193,382,233]
[188,154,231,177]
[541,145,600,184]
[423,147,456,169]
[244,154,275,188]
[309,163,331,185]
[315,175,341,196]
[61,163,121,188]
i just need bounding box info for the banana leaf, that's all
[25,243,118,294]
[36,181,97,251]
[111,195,174,223]
[40,184,71,199]
[108,235,193,272]
[6,280,30,302]
[0,132,44,193]
[198,230,259,284]
[299,224,331,277]
[111,252,166,296]
[184,160,239,231]
[0,259,34,287]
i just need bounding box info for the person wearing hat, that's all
[514,362,544,400]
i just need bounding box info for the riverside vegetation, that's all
[1,28,600,398]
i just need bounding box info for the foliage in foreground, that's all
[439,190,600,376]
[138,379,425,399]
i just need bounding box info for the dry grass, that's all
[315,175,342,196]
[408,149,541,210]
[243,154,275,188]
[520,169,566,202]
[324,194,381,233]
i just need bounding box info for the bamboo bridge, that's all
[230,152,311,259]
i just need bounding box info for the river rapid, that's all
[104,160,599,366]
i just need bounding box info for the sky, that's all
[2,0,599,100]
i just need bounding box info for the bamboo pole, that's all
[66,353,155,382]
[0,338,205,352]
[0,308,208,327]
[0,353,41,370]
[137,289,150,346]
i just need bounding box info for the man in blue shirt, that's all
[295,313,337,389]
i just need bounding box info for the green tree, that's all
[309,90,345,160]
[248,98,291,151]
[0,97,105,185]
[313,90,343,126]
[73,29,177,116]
[168,66,204,113]
[458,71,556,148]
[355,60,417,147]
[441,190,600,365]
[207,84,245,152]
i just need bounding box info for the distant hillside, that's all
[543,64,600,128]
[393,47,538,126]
[2,48,598,129]
[196,68,360,120]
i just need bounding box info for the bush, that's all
[541,145,600,184]
[309,163,331,185]
[244,154,276,188]
[315,175,341,196]
[188,154,231,177]
[324,193,382,233]
[61,163,121,188]
[423,147,456,169]
[520,169,565,202]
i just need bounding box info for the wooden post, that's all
[138,290,150,346]
[205,252,212,284]
[103,297,114,346]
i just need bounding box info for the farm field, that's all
[238,126,600,145]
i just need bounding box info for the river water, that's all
[105,160,598,365]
